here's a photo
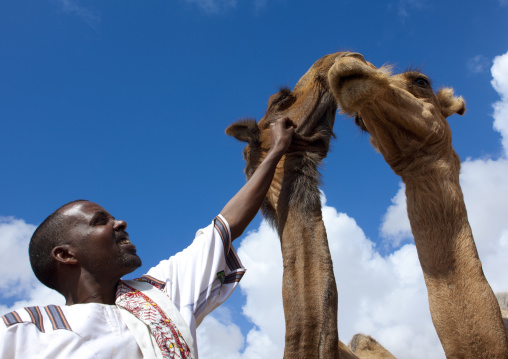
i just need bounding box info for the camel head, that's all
[226,52,342,228]
[327,52,466,177]
[348,334,396,359]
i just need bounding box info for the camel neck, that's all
[402,159,477,277]
[278,208,339,359]
[271,155,339,359]
[401,159,508,356]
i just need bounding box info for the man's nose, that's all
[113,219,127,231]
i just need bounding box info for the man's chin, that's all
[128,255,142,269]
[121,255,142,275]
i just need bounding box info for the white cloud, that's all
[491,51,508,152]
[467,55,491,74]
[0,217,64,315]
[379,183,411,247]
[197,308,244,359]
[52,0,101,26]
[323,197,445,358]
[0,217,37,297]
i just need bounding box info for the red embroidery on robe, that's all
[116,281,191,359]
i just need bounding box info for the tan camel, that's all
[328,52,508,358]
[348,334,396,359]
[226,52,397,359]
[226,52,342,359]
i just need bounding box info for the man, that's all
[0,117,296,358]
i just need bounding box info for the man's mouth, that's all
[116,232,132,245]
[117,238,132,245]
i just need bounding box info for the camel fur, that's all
[327,52,508,358]
[227,53,340,359]
[227,52,398,359]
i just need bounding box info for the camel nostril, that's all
[346,52,366,62]
[335,52,366,63]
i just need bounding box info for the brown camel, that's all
[328,52,508,358]
[226,52,396,359]
[226,52,342,359]
[348,334,396,359]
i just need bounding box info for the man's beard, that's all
[120,251,142,272]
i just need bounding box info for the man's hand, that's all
[268,117,297,158]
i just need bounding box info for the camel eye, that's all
[276,95,294,110]
[354,114,367,132]
[277,93,292,104]
[272,87,295,110]
[276,92,289,102]
[413,77,430,88]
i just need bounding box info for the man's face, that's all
[59,201,142,280]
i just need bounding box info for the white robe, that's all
[0,215,245,359]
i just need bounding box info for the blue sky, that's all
[1,1,508,358]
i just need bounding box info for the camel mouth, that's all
[335,73,368,91]
[328,56,378,102]
[293,91,337,140]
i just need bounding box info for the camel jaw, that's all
[290,91,337,147]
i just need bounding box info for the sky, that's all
[1,0,507,358]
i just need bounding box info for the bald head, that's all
[29,200,141,294]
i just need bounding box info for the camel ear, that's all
[225,118,260,145]
[437,88,466,118]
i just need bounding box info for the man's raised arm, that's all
[220,117,295,240]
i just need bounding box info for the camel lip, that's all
[335,72,368,91]
[294,92,337,138]
[329,55,375,95]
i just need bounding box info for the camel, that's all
[327,52,508,358]
[226,52,342,359]
[226,52,396,359]
[348,334,396,359]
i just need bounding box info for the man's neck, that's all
[63,274,120,305]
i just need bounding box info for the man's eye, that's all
[93,217,109,225]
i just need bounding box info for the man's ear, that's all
[437,87,466,118]
[52,245,78,265]
[225,117,260,145]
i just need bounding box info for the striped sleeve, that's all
[2,311,22,327]
[44,305,72,331]
[2,305,71,333]
[213,215,242,272]
[25,307,45,332]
